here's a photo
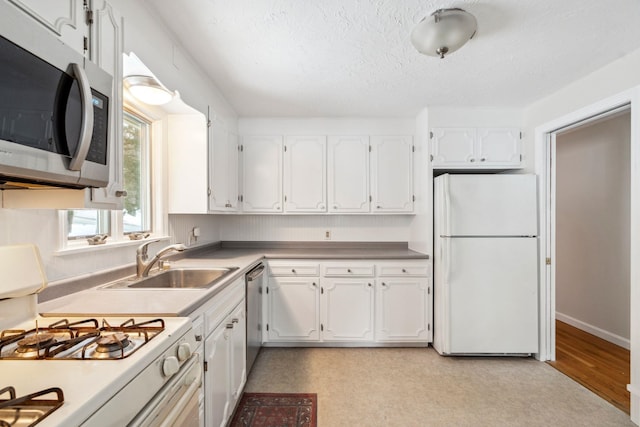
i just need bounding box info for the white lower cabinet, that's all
[265,260,431,346]
[267,277,320,341]
[191,278,246,427]
[321,278,374,341]
[376,278,431,342]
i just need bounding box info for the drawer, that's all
[377,262,430,277]
[269,262,319,277]
[322,263,375,277]
[204,278,244,336]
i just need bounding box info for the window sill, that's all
[54,235,171,256]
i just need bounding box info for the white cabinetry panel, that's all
[241,136,283,213]
[8,0,88,55]
[321,278,374,341]
[376,278,431,342]
[431,127,522,169]
[327,136,370,213]
[370,136,413,212]
[209,119,239,212]
[284,136,326,213]
[267,277,320,341]
[205,322,230,427]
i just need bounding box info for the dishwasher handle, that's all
[246,264,265,282]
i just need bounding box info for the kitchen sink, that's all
[103,267,239,289]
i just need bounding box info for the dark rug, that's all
[228,393,317,427]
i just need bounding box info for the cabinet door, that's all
[267,277,320,341]
[376,279,431,342]
[87,0,125,208]
[241,136,283,212]
[321,279,374,341]
[229,303,246,405]
[205,322,231,427]
[327,136,370,213]
[431,128,476,167]
[476,128,521,167]
[209,121,239,212]
[370,136,413,213]
[7,0,89,55]
[284,136,327,213]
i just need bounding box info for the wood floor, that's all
[548,320,630,414]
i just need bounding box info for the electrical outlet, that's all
[324,230,331,240]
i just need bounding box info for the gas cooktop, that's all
[0,318,165,360]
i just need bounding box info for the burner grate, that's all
[0,386,64,427]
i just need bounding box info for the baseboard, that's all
[556,312,630,350]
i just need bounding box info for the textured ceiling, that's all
[147,0,640,117]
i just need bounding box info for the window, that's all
[123,112,151,234]
[63,110,151,244]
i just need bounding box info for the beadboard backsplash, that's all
[217,215,412,241]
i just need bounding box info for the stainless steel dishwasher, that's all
[245,263,264,373]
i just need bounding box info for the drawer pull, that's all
[368,283,372,287]
[291,269,296,273]
[347,269,352,273]
[402,268,407,273]
[226,324,234,329]
[195,334,203,342]
[232,318,239,324]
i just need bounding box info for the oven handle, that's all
[68,63,94,171]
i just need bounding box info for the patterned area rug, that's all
[229,393,317,427]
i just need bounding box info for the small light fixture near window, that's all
[124,75,173,105]
[411,8,477,59]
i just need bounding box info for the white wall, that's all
[0,1,234,282]
[555,112,630,345]
[525,47,640,424]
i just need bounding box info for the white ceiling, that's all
[147,0,640,117]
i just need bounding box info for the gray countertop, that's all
[38,242,428,318]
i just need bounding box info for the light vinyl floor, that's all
[244,347,632,427]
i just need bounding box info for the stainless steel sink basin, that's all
[122,267,238,289]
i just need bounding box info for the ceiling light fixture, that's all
[411,8,477,59]
[124,75,173,105]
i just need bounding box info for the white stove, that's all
[0,244,201,427]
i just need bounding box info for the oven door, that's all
[128,354,202,427]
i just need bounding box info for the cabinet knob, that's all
[368,283,372,287]
[226,323,234,329]
[291,268,296,273]
[333,206,337,210]
[195,334,203,342]
[376,206,381,209]
[480,157,486,162]
[115,190,128,197]
[402,269,407,273]
[469,158,476,163]
[382,282,387,287]
[312,282,317,287]
[347,269,352,273]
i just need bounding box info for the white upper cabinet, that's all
[7,0,89,56]
[241,136,283,213]
[431,127,522,169]
[87,0,125,208]
[370,136,413,213]
[327,136,370,213]
[209,119,239,212]
[283,136,326,213]
[476,128,522,167]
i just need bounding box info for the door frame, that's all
[534,87,640,422]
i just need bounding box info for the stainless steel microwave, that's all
[0,21,113,189]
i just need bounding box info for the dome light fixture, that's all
[124,75,174,105]
[411,8,477,59]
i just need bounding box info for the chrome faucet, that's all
[136,241,186,278]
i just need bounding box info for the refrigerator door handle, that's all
[443,174,451,237]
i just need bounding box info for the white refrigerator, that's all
[433,174,539,355]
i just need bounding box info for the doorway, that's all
[546,110,631,413]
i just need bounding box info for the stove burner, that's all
[95,332,130,353]
[17,333,55,348]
